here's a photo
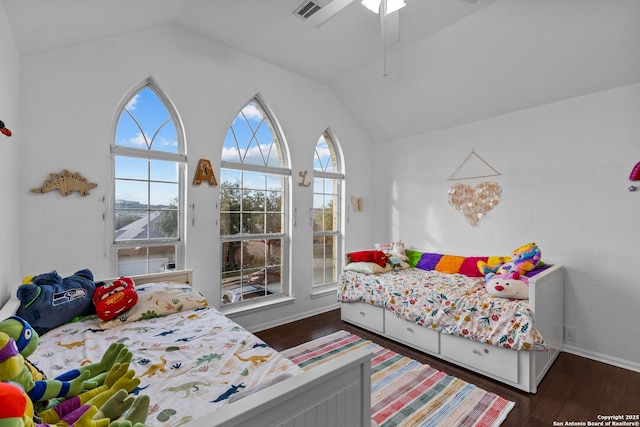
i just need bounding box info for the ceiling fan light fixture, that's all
[361,0,406,15]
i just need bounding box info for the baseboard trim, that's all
[245,303,341,333]
[563,344,640,373]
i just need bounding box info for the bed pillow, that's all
[415,253,491,277]
[100,282,208,328]
[458,257,489,277]
[404,249,423,268]
[343,262,393,274]
[435,255,466,274]
[347,250,388,267]
[415,253,443,271]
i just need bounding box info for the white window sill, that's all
[221,295,296,318]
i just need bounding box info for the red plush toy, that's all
[93,277,138,321]
[348,250,388,267]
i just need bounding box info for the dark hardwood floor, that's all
[255,309,640,427]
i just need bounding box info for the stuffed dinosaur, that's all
[0,316,134,404]
[0,316,147,427]
[0,381,146,427]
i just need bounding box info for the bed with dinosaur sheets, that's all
[338,242,564,393]
[0,269,372,427]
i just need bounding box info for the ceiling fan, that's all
[296,0,404,49]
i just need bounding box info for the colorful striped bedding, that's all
[31,305,302,426]
[338,268,547,351]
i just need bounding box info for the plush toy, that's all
[93,278,138,321]
[0,381,147,427]
[477,243,541,277]
[0,316,146,427]
[16,269,97,335]
[0,316,133,405]
[389,242,408,262]
[348,250,388,267]
[0,333,24,381]
[496,242,541,275]
[485,271,530,299]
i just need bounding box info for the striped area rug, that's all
[281,330,514,427]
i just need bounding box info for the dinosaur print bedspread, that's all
[32,306,303,426]
[338,268,547,351]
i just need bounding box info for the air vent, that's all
[293,0,324,20]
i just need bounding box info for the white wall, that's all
[18,26,375,329]
[0,2,21,306]
[374,83,640,371]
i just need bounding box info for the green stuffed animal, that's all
[0,332,25,381]
[0,317,134,403]
[0,316,147,427]
[0,381,146,427]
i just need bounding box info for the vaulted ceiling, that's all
[3,0,639,144]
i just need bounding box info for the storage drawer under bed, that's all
[341,302,385,334]
[385,312,439,354]
[440,333,519,383]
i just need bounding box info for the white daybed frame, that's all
[0,270,372,427]
[341,263,564,393]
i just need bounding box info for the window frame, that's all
[312,130,345,291]
[110,79,187,276]
[219,95,291,309]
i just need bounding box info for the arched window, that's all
[312,130,344,287]
[220,97,289,306]
[112,80,186,276]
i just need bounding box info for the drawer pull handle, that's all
[473,349,490,356]
[406,327,413,333]
[484,349,489,354]
[473,349,481,355]
[359,311,365,316]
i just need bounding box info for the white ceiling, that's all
[2,0,494,84]
[3,0,639,144]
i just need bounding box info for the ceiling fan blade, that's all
[380,9,400,47]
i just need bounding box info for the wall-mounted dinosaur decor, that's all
[31,169,98,196]
[0,120,11,137]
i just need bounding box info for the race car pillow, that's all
[93,277,138,321]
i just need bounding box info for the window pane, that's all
[265,213,282,234]
[151,209,178,239]
[115,87,178,153]
[243,171,265,191]
[314,133,337,172]
[243,212,265,234]
[242,189,265,212]
[222,99,284,168]
[115,156,148,180]
[117,245,175,276]
[220,212,240,235]
[221,239,283,305]
[313,235,337,285]
[115,211,147,240]
[150,159,178,182]
[150,182,178,206]
[116,180,148,206]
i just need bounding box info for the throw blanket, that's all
[338,268,546,351]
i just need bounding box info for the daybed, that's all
[0,269,372,427]
[338,249,564,393]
